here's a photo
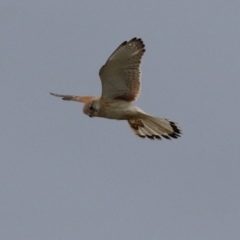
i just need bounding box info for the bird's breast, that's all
[98,100,138,120]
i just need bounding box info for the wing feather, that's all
[99,38,145,102]
[50,93,95,103]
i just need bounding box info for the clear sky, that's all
[1,1,240,239]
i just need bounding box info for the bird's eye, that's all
[89,104,94,111]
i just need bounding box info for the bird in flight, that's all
[51,38,181,140]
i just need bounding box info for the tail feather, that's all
[127,113,182,140]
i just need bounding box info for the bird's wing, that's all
[50,93,95,103]
[99,38,145,102]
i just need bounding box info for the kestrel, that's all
[51,38,182,140]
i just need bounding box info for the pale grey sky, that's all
[1,1,240,239]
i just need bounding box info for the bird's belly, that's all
[99,101,140,120]
[104,110,130,120]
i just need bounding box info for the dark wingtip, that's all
[130,37,137,42]
[128,37,145,51]
[50,92,71,100]
[50,92,60,97]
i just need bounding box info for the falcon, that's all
[51,38,182,140]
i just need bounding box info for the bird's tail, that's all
[127,113,182,140]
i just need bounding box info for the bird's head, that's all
[83,99,100,117]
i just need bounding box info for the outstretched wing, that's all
[50,93,95,103]
[99,38,145,102]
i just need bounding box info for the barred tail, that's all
[127,113,182,140]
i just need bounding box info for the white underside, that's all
[100,101,146,120]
